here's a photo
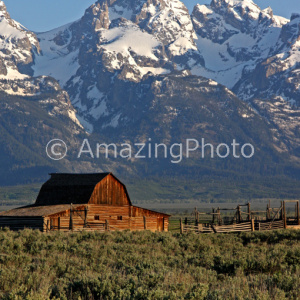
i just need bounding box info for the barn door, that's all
[157,217,164,232]
[50,218,59,231]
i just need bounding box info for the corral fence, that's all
[179,200,299,234]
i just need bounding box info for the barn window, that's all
[94,215,100,220]
[117,216,123,220]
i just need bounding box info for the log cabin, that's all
[0,173,170,232]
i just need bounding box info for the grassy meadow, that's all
[0,229,299,299]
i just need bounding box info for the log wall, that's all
[44,204,169,232]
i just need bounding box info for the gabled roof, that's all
[35,173,112,206]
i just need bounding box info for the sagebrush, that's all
[0,229,299,299]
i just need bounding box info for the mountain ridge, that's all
[0,0,299,195]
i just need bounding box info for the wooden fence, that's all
[181,219,285,234]
[256,220,284,231]
[179,200,297,234]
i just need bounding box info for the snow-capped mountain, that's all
[0,1,97,184]
[190,0,300,155]
[30,0,300,134]
[0,1,39,79]
[0,1,84,128]
[191,0,288,88]
[0,0,299,186]
[190,0,299,107]
[234,13,300,106]
[33,0,205,132]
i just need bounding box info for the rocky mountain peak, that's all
[32,0,204,130]
[84,0,198,54]
[233,10,300,109]
[192,0,276,45]
[0,1,40,79]
[261,6,273,18]
[0,1,82,132]
[0,1,9,18]
[208,0,279,35]
[211,0,260,11]
[81,1,110,31]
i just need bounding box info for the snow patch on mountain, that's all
[0,68,29,81]
[101,25,161,61]
[33,24,79,86]
[0,17,27,39]
[68,109,84,128]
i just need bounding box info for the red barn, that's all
[0,173,170,232]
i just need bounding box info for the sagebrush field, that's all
[0,229,299,299]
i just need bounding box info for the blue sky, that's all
[5,0,300,32]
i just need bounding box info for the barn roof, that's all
[1,173,175,220]
[0,204,170,218]
[35,173,131,206]
[0,204,84,217]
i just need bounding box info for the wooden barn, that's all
[0,173,170,232]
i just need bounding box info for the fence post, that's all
[58,217,61,231]
[105,220,109,231]
[180,218,183,234]
[251,219,255,231]
[46,220,49,233]
[216,207,219,225]
[237,205,241,223]
[247,203,251,221]
[143,216,147,230]
[283,201,287,229]
[266,203,269,220]
[195,208,199,226]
